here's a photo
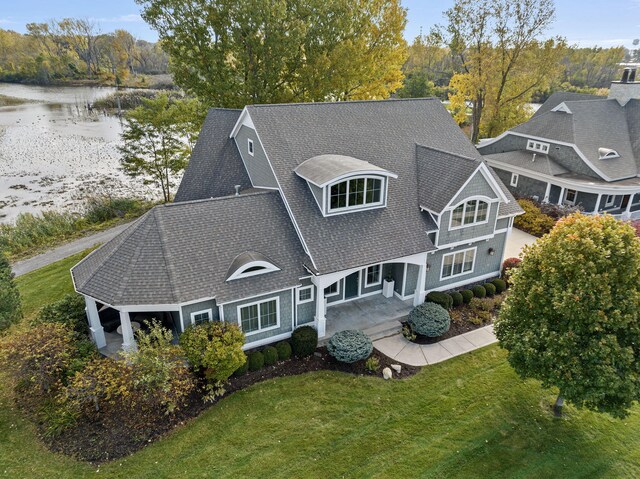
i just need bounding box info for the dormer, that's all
[294,154,397,217]
[551,102,572,114]
[598,148,619,160]
[226,251,280,281]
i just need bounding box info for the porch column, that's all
[543,182,551,203]
[85,296,106,349]
[557,187,565,205]
[413,262,427,306]
[119,310,137,351]
[315,286,327,338]
[625,195,633,218]
[594,193,602,213]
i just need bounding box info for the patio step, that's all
[363,320,403,341]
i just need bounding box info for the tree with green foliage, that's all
[119,94,204,202]
[0,253,21,332]
[495,213,640,418]
[136,0,408,107]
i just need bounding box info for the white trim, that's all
[226,260,281,281]
[448,196,494,231]
[510,173,519,187]
[297,285,314,304]
[190,308,213,326]
[325,289,381,307]
[551,102,572,114]
[440,247,477,281]
[237,296,280,336]
[218,286,294,306]
[526,139,550,154]
[247,138,254,156]
[324,280,341,298]
[564,188,578,205]
[441,163,509,213]
[178,309,185,333]
[229,107,255,138]
[324,175,388,216]
[242,331,293,350]
[427,271,500,293]
[364,264,382,287]
[219,304,225,322]
[301,169,398,189]
[605,194,615,207]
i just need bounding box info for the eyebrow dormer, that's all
[226,251,280,281]
[294,154,397,217]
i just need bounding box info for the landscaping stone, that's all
[391,364,401,373]
[382,367,392,380]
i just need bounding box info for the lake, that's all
[0,83,156,224]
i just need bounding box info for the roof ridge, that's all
[152,207,180,304]
[248,97,439,109]
[167,189,276,208]
[415,143,480,163]
[206,107,243,112]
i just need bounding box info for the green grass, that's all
[3,253,640,478]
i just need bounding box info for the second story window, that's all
[248,139,254,156]
[451,199,489,228]
[526,139,549,154]
[329,177,383,211]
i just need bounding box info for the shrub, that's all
[84,196,153,224]
[472,285,486,298]
[365,356,380,372]
[402,323,416,341]
[180,321,246,383]
[248,351,264,371]
[514,199,556,237]
[327,330,373,363]
[33,293,88,337]
[408,302,451,338]
[470,297,493,312]
[291,325,318,357]
[483,282,496,297]
[233,354,249,376]
[262,346,278,366]
[502,257,522,285]
[491,278,507,294]
[425,291,453,310]
[275,340,292,361]
[450,291,464,307]
[0,253,21,331]
[460,289,474,304]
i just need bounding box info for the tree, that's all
[0,252,21,332]
[442,0,566,143]
[495,213,640,418]
[119,94,204,202]
[136,0,407,107]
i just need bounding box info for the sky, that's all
[0,0,638,50]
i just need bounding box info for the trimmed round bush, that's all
[483,282,496,297]
[263,346,278,366]
[291,325,318,357]
[425,291,453,310]
[491,278,507,294]
[408,302,451,338]
[327,330,373,363]
[450,291,464,307]
[472,285,487,298]
[460,289,474,304]
[248,351,264,371]
[233,354,249,376]
[275,341,292,361]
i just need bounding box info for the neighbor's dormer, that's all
[294,154,397,217]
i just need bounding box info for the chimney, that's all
[234,185,241,196]
[608,64,640,105]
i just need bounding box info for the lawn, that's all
[3,253,640,478]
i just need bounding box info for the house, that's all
[71,98,523,353]
[478,66,640,219]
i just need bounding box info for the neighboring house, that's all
[71,98,522,353]
[478,66,640,218]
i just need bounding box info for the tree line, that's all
[0,20,169,85]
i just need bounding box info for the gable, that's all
[234,124,278,189]
[451,169,499,205]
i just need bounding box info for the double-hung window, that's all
[365,265,381,286]
[441,248,476,279]
[239,298,279,334]
[451,200,489,228]
[191,309,212,325]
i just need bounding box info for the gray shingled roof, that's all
[484,151,569,176]
[72,191,308,306]
[295,154,395,187]
[532,91,602,118]
[174,109,251,202]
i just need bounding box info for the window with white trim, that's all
[450,200,489,228]
[605,195,615,207]
[564,189,577,205]
[526,139,550,154]
[248,139,254,156]
[365,264,381,286]
[329,176,383,212]
[441,248,476,279]
[239,298,278,334]
[298,286,314,304]
[324,282,339,297]
[191,309,212,325]
[226,260,280,281]
[510,173,519,187]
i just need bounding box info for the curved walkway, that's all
[373,324,497,367]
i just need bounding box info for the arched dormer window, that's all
[598,148,619,160]
[328,176,383,211]
[450,199,489,229]
[226,252,280,281]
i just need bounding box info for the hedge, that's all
[291,326,318,357]
[408,302,451,337]
[472,285,487,298]
[426,291,453,310]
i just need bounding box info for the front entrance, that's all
[344,271,360,300]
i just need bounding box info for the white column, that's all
[594,193,602,214]
[413,262,426,306]
[625,195,633,218]
[119,310,137,351]
[314,284,326,338]
[543,183,551,203]
[85,296,106,349]
[558,187,565,205]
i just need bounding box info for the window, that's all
[605,195,615,207]
[329,177,383,212]
[248,139,254,156]
[526,139,550,154]
[239,298,279,335]
[510,173,519,187]
[564,189,577,205]
[365,265,381,286]
[190,309,212,325]
[450,200,489,228]
[324,282,339,297]
[441,248,476,279]
[298,286,314,304]
[598,148,619,160]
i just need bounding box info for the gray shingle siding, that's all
[181,299,218,332]
[575,191,598,211]
[514,175,548,200]
[235,125,279,189]
[437,204,498,246]
[451,170,498,205]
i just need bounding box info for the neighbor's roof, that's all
[72,191,308,306]
[294,154,396,187]
[484,150,570,177]
[531,91,602,118]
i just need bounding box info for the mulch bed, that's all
[39,348,419,464]
[404,317,492,345]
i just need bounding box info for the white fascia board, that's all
[441,163,509,213]
[298,170,398,188]
[229,107,255,138]
[551,102,572,114]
